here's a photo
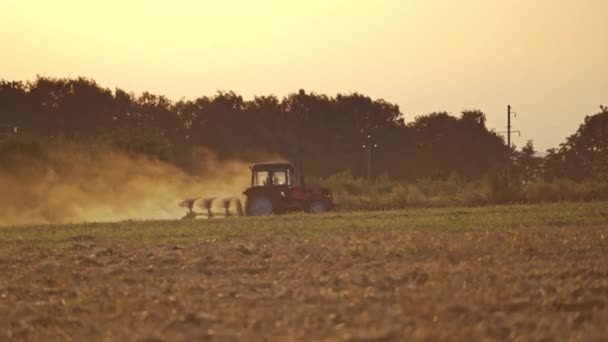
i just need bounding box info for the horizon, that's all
[1,0,607,151]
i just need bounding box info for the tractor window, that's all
[273,171,287,186]
[255,171,270,187]
[253,168,293,187]
[253,169,291,186]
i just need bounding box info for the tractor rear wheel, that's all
[308,199,328,214]
[246,196,273,216]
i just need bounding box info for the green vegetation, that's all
[1,201,607,246]
[2,77,606,183]
[321,171,608,210]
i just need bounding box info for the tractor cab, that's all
[250,162,296,188]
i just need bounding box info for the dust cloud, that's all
[0,143,260,226]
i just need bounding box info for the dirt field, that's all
[1,203,608,341]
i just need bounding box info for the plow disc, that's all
[179,197,244,219]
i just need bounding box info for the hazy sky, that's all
[1,0,606,151]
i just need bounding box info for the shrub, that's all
[322,171,367,195]
[322,171,608,212]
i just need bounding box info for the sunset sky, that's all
[1,0,606,151]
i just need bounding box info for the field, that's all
[1,202,608,341]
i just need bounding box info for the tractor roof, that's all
[251,161,295,170]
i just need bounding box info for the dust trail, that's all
[0,142,264,226]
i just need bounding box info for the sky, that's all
[1,0,606,151]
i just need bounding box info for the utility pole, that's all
[507,105,511,151]
[498,105,521,185]
[362,134,378,182]
[507,105,512,184]
[367,143,372,182]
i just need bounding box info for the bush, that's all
[522,179,608,203]
[322,171,367,195]
[321,171,608,211]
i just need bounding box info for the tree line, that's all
[0,76,606,183]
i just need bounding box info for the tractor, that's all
[179,161,335,218]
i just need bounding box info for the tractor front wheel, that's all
[246,196,274,216]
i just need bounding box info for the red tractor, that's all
[244,162,334,215]
[180,161,335,218]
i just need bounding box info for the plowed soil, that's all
[1,204,608,341]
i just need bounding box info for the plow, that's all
[179,161,335,219]
[179,197,244,219]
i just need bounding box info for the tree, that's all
[544,106,608,181]
[514,140,542,183]
[405,110,506,180]
[1,76,514,180]
[542,148,565,181]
